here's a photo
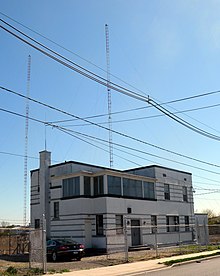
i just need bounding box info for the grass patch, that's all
[163,251,220,266]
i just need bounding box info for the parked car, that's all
[47,239,85,261]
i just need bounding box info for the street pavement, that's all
[52,250,220,276]
[134,257,220,275]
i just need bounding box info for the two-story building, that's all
[31,150,195,251]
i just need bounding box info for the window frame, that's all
[166,216,179,232]
[84,176,91,196]
[116,215,123,234]
[63,176,80,198]
[151,215,157,233]
[107,175,122,196]
[183,186,188,202]
[96,215,104,236]
[54,202,59,220]
[164,184,170,200]
[185,216,190,232]
[94,176,104,196]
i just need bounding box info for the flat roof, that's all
[125,164,192,175]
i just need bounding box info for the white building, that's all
[31,151,195,251]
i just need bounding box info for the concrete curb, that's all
[171,253,220,268]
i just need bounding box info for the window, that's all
[116,215,123,234]
[123,178,142,197]
[151,215,157,233]
[143,182,155,199]
[185,216,190,231]
[35,219,40,229]
[166,216,179,232]
[183,186,188,202]
[108,176,121,196]
[96,215,104,235]
[84,176,91,196]
[94,176,104,195]
[63,177,80,197]
[54,202,59,219]
[164,184,170,200]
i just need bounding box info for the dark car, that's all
[47,239,85,261]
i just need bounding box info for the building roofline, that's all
[31,161,191,176]
[124,164,192,175]
[30,160,123,174]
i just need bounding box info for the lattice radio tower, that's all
[23,55,31,226]
[105,24,113,168]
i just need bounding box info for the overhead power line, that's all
[1,99,220,175]
[1,20,220,141]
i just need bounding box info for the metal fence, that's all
[0,217,47,274]
[105,223,220,262]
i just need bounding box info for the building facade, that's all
[31,151,195,251]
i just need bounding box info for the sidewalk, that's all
[52,250,220,276]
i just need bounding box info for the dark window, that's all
[94,176,104,196]
[151,215,157,233]
[166,216,179,232]
[116,215,123,234]
[183,186,188,202]
[54,202,59,219]
[96,215,104,235]
[143,182,155,199]
[63,177,80,197]
[164,184,170,200]
[108,175,121,195]
[123,178,142,197]
[185,216,190,231]
[163,173,166,177]
[84,176,91,196]
[127,207,132,214]
[35,219,40,229]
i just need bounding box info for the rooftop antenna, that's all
[105,24,113,168]
[23,55,31,226]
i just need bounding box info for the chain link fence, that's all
[105,222,220,262]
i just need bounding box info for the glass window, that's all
[54,202,59,219]
[164,184,170,200]
[183,187,188,202]
[96,215,104,235]
[35,219,40,229]
[94,176,104,195]
[116,215,123,234]
[84,176,91,196]
[166,216,179,232]
[143,182,155,199]
[123,178,142,197]
[185,216,190,231]
[63,177,80,197]
[108,176,121,196]
[151,215,157,233]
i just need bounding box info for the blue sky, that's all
[1,0,220,224]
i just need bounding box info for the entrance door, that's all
[131,220,141,246]
[85,220,92,248]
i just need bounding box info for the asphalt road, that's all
[133,257,220,276]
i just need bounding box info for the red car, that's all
[47,239,85,261]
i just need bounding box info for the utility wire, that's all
[1,105,220,176]
[59,103,220,131]
[1,20,220,141]
[1,85,220,170]
[2,107,220,189]
[0,12,149,96]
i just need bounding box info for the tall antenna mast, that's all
[23,55,31,226]
[105,24,113,168]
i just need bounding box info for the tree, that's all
[0,221,10,228]
[202,209,216,219]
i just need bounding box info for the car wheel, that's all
[52,251,57,262]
